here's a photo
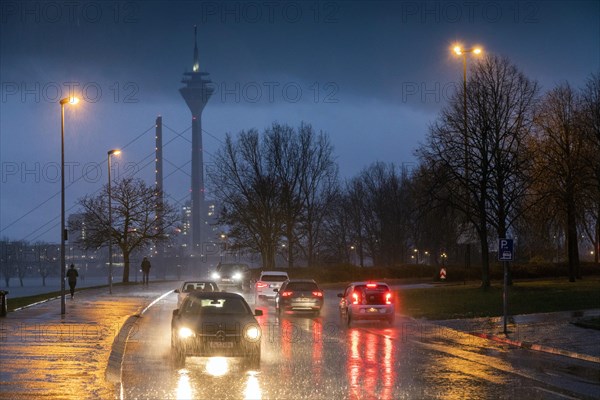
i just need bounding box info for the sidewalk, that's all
[0,282,177,400]
[434,309,600,363]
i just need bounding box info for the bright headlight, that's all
[233,273,242,280]
[244,325,261,341]
[178,327,195,339]
[211,272,220,280]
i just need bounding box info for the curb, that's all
[104,290,174,384]
[470,331,600,364]
[105,314,140,383]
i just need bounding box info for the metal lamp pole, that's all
[59,97,78,315]
[107,149,121,294]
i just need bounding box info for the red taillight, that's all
[256,282,268,288]
[385,292,392,305]
[281,291,293,297]
[312,291,323,297]
[366,283,377,288]
[352,291,360,304]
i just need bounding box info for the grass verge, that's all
[4,282,140,312]
[398,279,600,320]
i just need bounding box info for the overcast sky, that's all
[1,0,599,243]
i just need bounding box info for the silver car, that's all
[338,282,395,326]
[254,271,289,302]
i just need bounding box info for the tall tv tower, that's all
[180,26,213,254]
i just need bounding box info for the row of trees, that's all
[0,240,56,287]
[417,57,599,286]
[207,57,598,286]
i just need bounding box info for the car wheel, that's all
[346,311,352,327]
[387,314,395,325]
[313,309,321,317]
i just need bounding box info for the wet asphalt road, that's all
[120,289,600,399]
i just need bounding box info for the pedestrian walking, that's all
[141,257,151,285]
[66,264,79,299]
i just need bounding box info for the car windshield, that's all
[261,275,288,282]
[183,297,250,315]
[182,282,218,292]
[286,282,318,291]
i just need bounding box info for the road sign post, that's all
[498,238,514,335]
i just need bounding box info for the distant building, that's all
[67,213,86,248]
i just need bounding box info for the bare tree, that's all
[532,83,590,281]
[75,177,180,283]
[295,124,338,266]
[410,162,462,267]
[337,163,413,267]
[1,240,17,287]
[264,123,304,268]
[209,122,337,269]
[210,129,284,269]
[580,73,600,264]
[418,55,538,288]
[320,191,354,264]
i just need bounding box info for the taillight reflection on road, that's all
[312,319,323,385]
[347,329,396,399]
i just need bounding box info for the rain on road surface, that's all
[120,289,600,399]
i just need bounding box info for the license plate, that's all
[299,297,309,302]
[368,307,378,313]
[209,342,234,349]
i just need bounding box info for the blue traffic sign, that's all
[498,238,514,261]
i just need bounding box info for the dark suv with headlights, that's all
[171,291,262,367]
[212,263,251,291]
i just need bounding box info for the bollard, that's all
[0,290,8,317]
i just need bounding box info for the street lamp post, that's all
[59,96,78,315]
[107,149,121,294]
[453,44,482,281]
[220,233,227,263]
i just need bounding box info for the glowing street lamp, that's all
[59,96,78,315]
[452,43,483,186]
[107,149,121,294]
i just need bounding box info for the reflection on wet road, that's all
[120,289,600,399]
